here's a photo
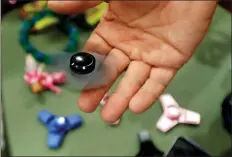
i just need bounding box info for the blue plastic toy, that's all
[37,110,83,149]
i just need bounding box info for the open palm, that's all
[49,1,217,123]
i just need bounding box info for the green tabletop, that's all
[2,7,231,156]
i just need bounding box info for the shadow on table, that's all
[220,70,231,92]
[195,31,231,68]
[221,149,232,157]
[190,117,231,155]
[21,88,48,108]
[126,103,162,130]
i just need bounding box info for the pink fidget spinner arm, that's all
[156,94,201,133]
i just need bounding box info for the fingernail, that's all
[109,119,121,126]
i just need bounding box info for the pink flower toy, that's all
[39,71,66,94]
[156,94,201,133]
[100,93,121,126]
[24,55,44,93]
[24,54,66,94]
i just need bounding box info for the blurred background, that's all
[1,0,231,156]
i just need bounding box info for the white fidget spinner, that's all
[156,94,201,133]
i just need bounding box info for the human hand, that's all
[48,1,217,123]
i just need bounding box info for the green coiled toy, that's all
[19,9,79,65]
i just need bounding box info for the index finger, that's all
[48,1,102,14]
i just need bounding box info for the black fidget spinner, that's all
[69,52,96,75]
[50,51,115,91]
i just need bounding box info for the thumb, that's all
[48,1,102,14]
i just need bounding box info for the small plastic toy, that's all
[136,130,164,157]
[37,110,83,149]
[100,93,121,126]
[19,9,79,64]
[39,71,66,94]
[19,1,60,32]
[19,1,47,19]
[72,2,108,30]
[156,94,201,133]
[24,54,66,94]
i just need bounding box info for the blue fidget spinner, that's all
[37,110,83,149]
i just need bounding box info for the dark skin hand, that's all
[48,1,217,123]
